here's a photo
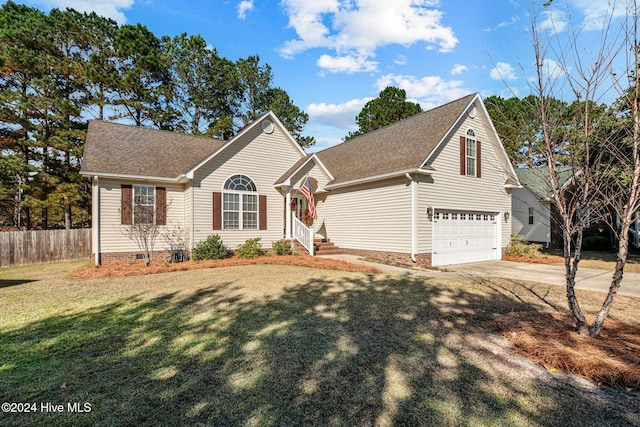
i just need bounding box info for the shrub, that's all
[272,239,293,255]
[236,237,266,259]
[582,235,610,252]
[191,234,229,261]
[506,234,542,257]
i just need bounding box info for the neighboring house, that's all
[511,168,559,247]
[81,93,520,267]
[512,166,616,248]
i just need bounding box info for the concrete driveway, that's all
[321,254,640,298]
[450,260,640,298]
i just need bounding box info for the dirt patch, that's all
[69,254,383,279]
[493,311,640,390]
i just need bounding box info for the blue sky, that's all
[7,0,632,150]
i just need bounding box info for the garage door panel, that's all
[432,210,498,266]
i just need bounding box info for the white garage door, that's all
[432,210,498,266]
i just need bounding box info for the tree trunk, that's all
[564,230,589,335]
[65,204,72,230]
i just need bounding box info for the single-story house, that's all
[80,92,520,266]
[512,167,631,249]
[511,168,558,247]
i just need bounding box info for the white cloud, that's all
[483,15,519,32]
[237,0,254,19]
[306,98,372,129]
[33,0,134,24]
[279,0,458,73]
[451,64,468,75]
[394,55,407,65]
[538,9,567,33]
[316,53,378,73]
[541,58,566,80]
[490,62,518,81]
[374,73,469,109]
[570,0,628,31]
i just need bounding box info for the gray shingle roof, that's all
[316,93,477,185]
[81,121,225,179]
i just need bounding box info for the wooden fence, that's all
[0,228,91,268]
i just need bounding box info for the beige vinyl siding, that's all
[418,111,512,254]
[319,178,411,252]
[98,178,185,253]
[512,188,550,244]
[191,122,304,249]
[290,161,332,192]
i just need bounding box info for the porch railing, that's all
[293,216,314,255]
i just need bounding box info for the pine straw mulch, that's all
[493,311,640,390]
[69,254,383,279]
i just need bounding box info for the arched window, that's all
[223,175,258,229]
[465,129,476,177]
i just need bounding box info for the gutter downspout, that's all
[190,185,195,251]
[406,173,417,263]
[92,176,99,265]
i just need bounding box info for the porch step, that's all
[291,238,344,255]
[313,238,344,255]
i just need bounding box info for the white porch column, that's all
[285,186,292,239]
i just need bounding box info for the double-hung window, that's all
[223,175,258,230]
[465,129,476,177]
[133,185,155,224]
[528,207,534,225]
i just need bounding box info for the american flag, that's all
[300,177,317,219]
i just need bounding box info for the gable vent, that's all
[261,120,274,134]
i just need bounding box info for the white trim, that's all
[92,176,100,265]
[406,173,417,263]
[285,187,292,239]
[186,111,306,179]
[325,168,433,190]
[420,93,521,187]
[79,171,188,184]
[274,153,335,187]
[221,174,259,231]
[190,185,195,250]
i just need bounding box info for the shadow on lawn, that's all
[0,274,634,426]
[0,279,36,289]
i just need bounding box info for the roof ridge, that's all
[317,92,477,155]
[90,120,223,143]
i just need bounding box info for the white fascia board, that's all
[325,168,433,190]
[274,153,335,189]
[421,94,479,167]
[420,93,522,187]
[186,111,307,179]
[309,153,335,182]
[79,171,188,184]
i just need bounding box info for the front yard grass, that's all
[0,261,639,426]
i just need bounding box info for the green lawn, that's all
[0,261,638,426]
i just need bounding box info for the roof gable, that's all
[81,121,224,180]
[316,93,478,185]
[186,111,306,178]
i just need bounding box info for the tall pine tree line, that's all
[0,1,313,230]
